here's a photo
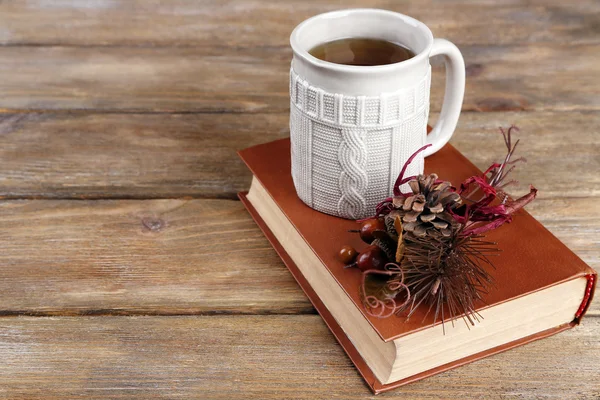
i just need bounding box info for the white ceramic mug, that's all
[289,9,465,219]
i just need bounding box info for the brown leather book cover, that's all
[238,138,596,393]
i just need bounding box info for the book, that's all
[238,138,596,394]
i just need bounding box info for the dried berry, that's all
[338,245,358,264]
[355,245,387,271]
[357,218,386,243]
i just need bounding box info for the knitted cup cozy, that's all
[290,66,431,219]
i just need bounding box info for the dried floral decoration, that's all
[338,126,537,328]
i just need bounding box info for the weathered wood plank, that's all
[0,199,311,315]
[0,198,596,316]
[0,111,597,199]
[448,111,600,198]
[0,44,597,112]
[0,2,596,397]
[0,112,289,199]
[0,315,597,399]
[0,0,598,47]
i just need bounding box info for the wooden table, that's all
[0,1,598,398]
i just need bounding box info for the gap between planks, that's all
[0,109,599,115]
[0,308,318,318]
[0,194,598,201]
[0,310,596,319]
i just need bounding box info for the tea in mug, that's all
[309,38,415,66]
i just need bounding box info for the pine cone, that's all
[383,213,400,240]
[391,174,461,237]
[371,237,396,261]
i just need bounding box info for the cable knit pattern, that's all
[290,66,431,219]
[337,127,368,219]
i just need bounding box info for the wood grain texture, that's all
[0,198,596,316]
[0,199,310,315]
[0,111,597,199]
[0,1,598,396]
[0,315,597,399]
[0,43,598,112]
[0,112,289,199]
[0,0,598,47]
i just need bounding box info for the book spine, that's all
[574,273,597,324]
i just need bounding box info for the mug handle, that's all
[423,38,466,157]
